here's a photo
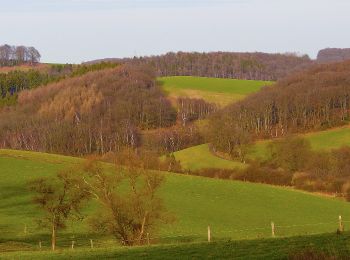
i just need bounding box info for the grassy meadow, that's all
[172,144,245,171]
[158,76,273,106]
[2,232,350,259]
[1,149,350,254]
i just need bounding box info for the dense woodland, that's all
[0,62,118,106]
[88,51,313,81]
[209,60,350,159]
[0,65,177,155]
[0,44,41,66]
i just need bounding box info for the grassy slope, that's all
[1,149,350,251]
[172,144,246,171]
[173,125,350,169]
[159,76,273,106]
[248,125,350,161]
[2,232,350,259]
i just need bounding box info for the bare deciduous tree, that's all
[82,154,172,246]
[28,169,90,250]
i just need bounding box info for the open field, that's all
[2,232,350,259]
[248,125,350,161]
[158,76,273,106]
[172,144,246,171]
[0,63,51,73]
[1,149,350,253]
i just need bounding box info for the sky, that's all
[1,0,349,64]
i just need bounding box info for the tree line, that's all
[0,44,41,66]
[88,51,312,81]
[208,60,350,160]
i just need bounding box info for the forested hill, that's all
[209,60,350,156]
[85,51,312,81]
[0,65,176,155]
[317,48,350,63]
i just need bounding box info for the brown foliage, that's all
[210,60,350,155]
[90,51,312,81]
[0,65,177,155]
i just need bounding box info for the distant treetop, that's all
[317,48,350,63]
[0,44,41,67]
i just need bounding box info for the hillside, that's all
[248,125,350,161]
[2,232,350,259]
[1,149,350,252]
[0,65,176,155]
[208,60,350,158]
[172,124,350,169]
[159,76,273,106]
[171,144,245,171]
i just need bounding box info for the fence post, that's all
[71,240,75,250]
[208,226,211,243]
[271,222,275,237]
[339,215,344,232]
[90,239,94,249]
[39,241,42,250]
[147,233,150,246]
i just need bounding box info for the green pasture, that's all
[158,76,273,106]
[172,144,245,171]
[1,149,350,254]
[248,126,350,161]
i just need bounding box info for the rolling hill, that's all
[173,125,350,169]
[1,149,350,253]
[158,76,273,106]
[248,125,350,161]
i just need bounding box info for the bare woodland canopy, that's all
[0,44,41,66]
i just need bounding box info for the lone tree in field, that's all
[82,152,172,246]
[28,168,90,251]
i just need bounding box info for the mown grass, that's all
[1,149,350,252]
[172,144,245,171]
[2,232,350,259]
[158,76,273,106]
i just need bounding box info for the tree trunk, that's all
[52,224,56,251]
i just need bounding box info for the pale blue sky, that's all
[1,0,349,63]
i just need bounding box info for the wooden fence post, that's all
[339,215,344,232]
[71,240,75,250]
[90,239,94,249]
[271,222,275,237]
[208,226,211,243]
[39,241,42,250]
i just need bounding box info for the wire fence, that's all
[0,216,348,251]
